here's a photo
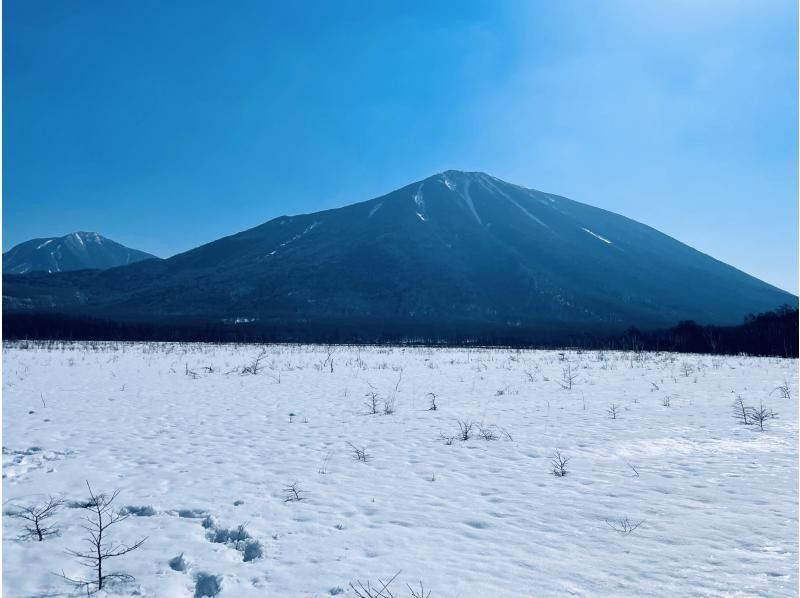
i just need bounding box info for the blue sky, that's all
[4,0,798,293]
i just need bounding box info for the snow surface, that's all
[3,343,797,597]
[580,227,613,245]
[413,185,424,210]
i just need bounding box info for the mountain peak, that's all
[3,232,157,274]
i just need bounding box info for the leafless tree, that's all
[607,402,620,420]
[558,364,578,390]
[8,495,63,541]
[551,450,570,477]
[60,482,146,594]
[751,400,777,432]
[733,395,752,425]
[323,347,335,373]
[702,328,719,352]
[365,392,380,415]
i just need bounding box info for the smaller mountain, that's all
[3,232,157,274]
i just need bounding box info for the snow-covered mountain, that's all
[3,171,795,339]
[3,232,157,274]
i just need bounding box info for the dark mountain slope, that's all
[3,171,794,337]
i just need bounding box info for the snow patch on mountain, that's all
[477,175,549,229]
[441,174,456,191]
[460,179,483,225]
[580,227,612,244]
[267,221,322,258]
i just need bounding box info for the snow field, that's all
[2,343,797,597]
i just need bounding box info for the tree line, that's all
[3,306,797,357]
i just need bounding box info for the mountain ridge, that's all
[3,171,795,340]
[3,231,158,274]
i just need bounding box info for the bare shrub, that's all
[365,392,380,415]
[456,419,475,441]
[551,450,570,477]
[773,382,791,399]
[607,402,620,420]
[383,398,396,416]
[427,393,438,411]
[347,442,371,463]
[498,427,513,441]
[349,571,400,598]
[7,495,63,541]
[408,581,432,598]
[662,395,671,407]
[60,482,146,593]
[241,350,267,375]
[283,482,306,502]
[605,517,643,535]
[478,425,498,441]
[318,452,332,475]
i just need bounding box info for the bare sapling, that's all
[558,364,578,390]
[60,482,146,593]
[427,392,437,411]
[751,400,777,431]
[551,450,570,477]
[8,495,63,541]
